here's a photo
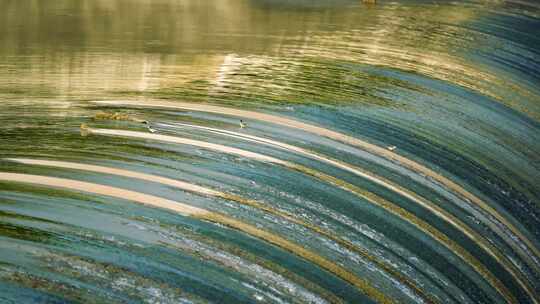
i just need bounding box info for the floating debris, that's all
[93,112,147,123]
[93,112,130,121]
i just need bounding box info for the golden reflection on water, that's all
[2,0,536,118]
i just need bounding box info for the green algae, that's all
[0,222,57,243]
[0,210,61,225]
[0,181,100,204]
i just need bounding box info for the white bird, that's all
[387,145,397,151]
[239,120,247,129]
[148,127,157,133]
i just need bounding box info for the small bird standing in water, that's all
[142,120,157,133]
[239,120,247,129]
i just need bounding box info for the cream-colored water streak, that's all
[0,172,207,216]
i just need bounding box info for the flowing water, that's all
[1,0,540,303]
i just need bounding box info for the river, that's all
[0,1,539,303]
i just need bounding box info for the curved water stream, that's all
[1,1,539,303]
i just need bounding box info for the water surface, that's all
[1,1,539,303]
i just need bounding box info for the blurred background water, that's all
[0,0,539,303]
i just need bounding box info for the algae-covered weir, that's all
[1,1,539,304]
